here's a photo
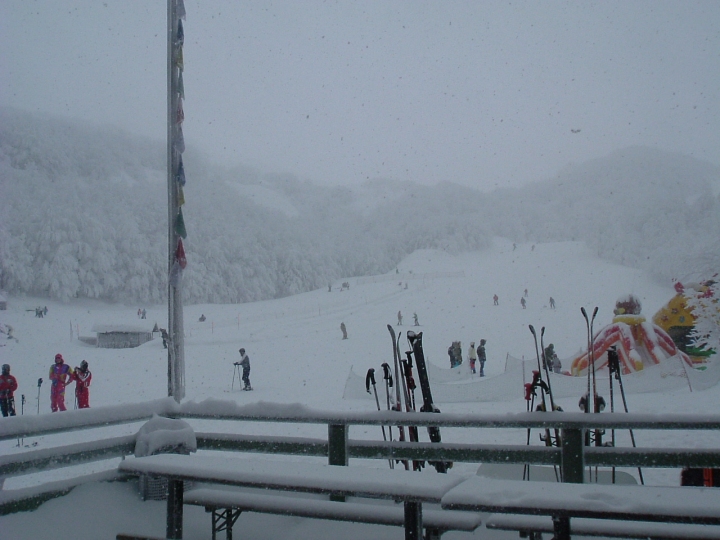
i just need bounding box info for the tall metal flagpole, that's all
[167,0,185,402]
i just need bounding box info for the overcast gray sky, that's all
[1,1,718,190]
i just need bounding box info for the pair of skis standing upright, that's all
[365,325,449,473]
[524,307,643,484]
[523,308,597,482]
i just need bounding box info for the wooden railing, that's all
[2,398,720,513]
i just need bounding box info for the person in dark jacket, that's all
[477,339,487,376]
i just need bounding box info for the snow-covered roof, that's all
[91,324,154,333]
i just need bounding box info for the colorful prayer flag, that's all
[174,126,185,153]
[178,72,185,100]
[178,185,185,207]
[176,238,187,269]
[176,46,184,71]
[177,19,184,45]
[177,0,186,20]
[175,208,187,239]
[175,156,186,186]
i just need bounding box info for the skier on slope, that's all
[521,297,527,309]
[493,294,499,306]
[544,343,558,371]
[397,311,403,326]
[238,348,252,390]
[0,364,18,417]
[340,322,348,340]
[49,354,74,412]
[477,339,487,376]
[71,360,92,408]
[468,342,477,374]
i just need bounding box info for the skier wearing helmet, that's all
[477,339,487,376]
[0,364,18,417]
[71,360,92,408]
[49,354,73,412]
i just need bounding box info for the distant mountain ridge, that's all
[0,107,717,303]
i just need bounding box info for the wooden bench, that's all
[118,453,481,540]
[441,476,720,540]
[184,487,482,540]
[486,514,720,539]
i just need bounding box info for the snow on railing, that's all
[4,397,720,515]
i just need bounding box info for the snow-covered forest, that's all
[0,106,718,304]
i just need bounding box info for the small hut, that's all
[92,324,154,349]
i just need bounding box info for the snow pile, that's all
[134,415,196,458]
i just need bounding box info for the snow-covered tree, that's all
[686,278,720,354]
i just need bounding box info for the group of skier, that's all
[0,355,92,417]
[447,340,487,375]
[49,354,92,411]
[467,340,487,376]
[396,311,420,326]
[492,290,556,310]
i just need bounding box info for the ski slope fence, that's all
[344,355,720,403]
[3,398,720,519]
[355,270,465,285]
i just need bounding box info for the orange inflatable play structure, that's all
[570,294,693,376]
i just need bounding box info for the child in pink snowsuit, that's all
[49,353,73,412]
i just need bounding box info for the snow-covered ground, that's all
[1,239,718,539]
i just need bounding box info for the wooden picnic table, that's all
[441,476,720,539]
[118,453,471,540]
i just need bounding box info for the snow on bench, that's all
[184,487,482,539]
[0,469,121,515]
[118,453,475,540]
[441,476,720,540]
[486,514,720,539]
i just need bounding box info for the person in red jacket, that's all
[49,353,73,412]
[71,360,92,409]
[0,364,18,417]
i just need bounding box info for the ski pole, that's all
[589,307,603,455]
[529,325,559,481]
[610,347,644,485]
[36,378,43,414]
[381,363,394,442]
[609,347,616,484]
[402,353,417,411]
[402,351,423,471]
[366,369,393,469]
[20,394,25,447]
[528,326,550,415]
[232,362,240,391]
[539,328,562,449]
[523,382,536,480]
